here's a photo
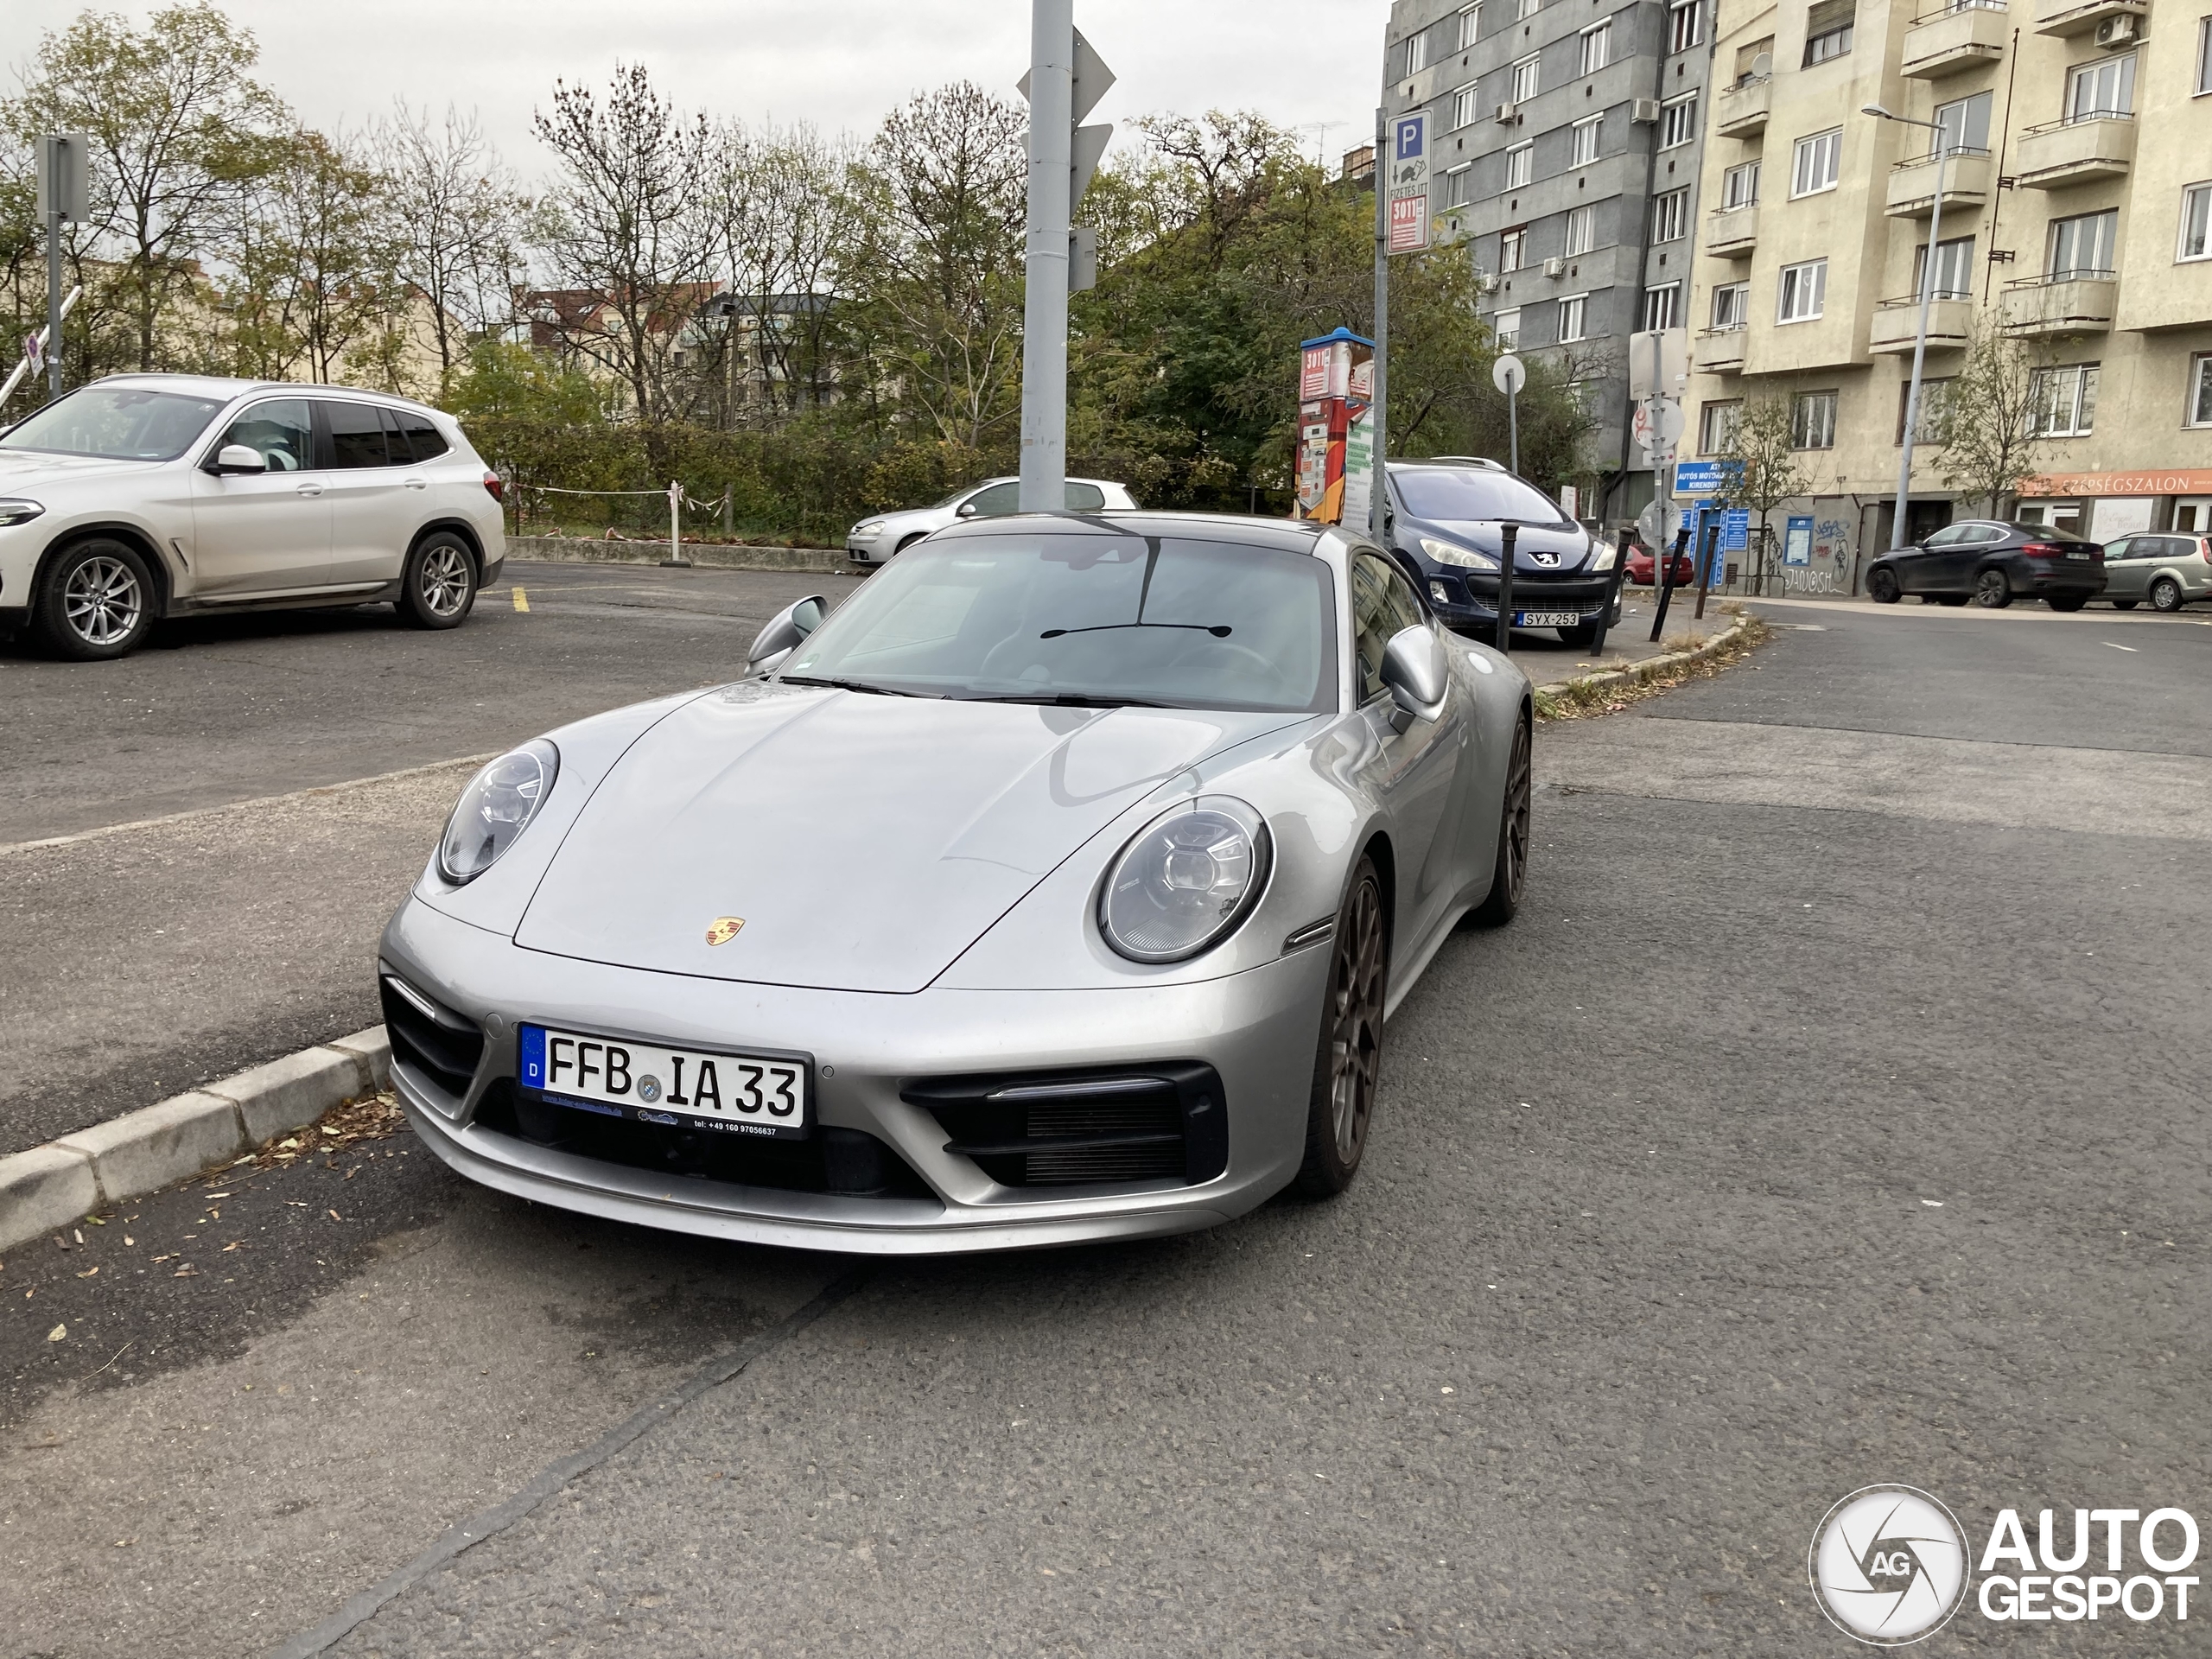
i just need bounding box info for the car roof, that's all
[1390,456,1510,472]
[88,372,442,415]
[967,475,1128,491]
[933,509,1332,555]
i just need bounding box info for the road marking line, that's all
[2103,641,2139,652]
[511,587,529,613]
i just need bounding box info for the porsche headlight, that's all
[1590,541,1618,571]
[1421,536,1497,570]
[438,740,557,884]
[0,499,44,528]
[1100,797,1272,963]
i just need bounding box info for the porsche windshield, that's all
[782,533,1337,713]
[0,386,227,461]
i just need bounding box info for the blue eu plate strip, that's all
[518,1024,546,1089]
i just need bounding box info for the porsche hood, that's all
[513,685,1300,994]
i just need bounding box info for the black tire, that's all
[2149,577,2184,613]
[1868,567,1902,604]
[1558,621,1600,649]
[1974,567,2012,609]
[1294,855,1387,1198]
[397,532,478,629]
[2045,592,2088,613]
[894,533,925,556]
[1468,709,1532,928]
[2112,599,2139,610]
[1938,594,1971,607]
[35,537,156,660]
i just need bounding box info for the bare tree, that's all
[1718,392,1813,589]
[9,3,285,372]
[372,102,527,394]
[530,65,716,422]
[713,121,854,416]
[1932,324,2046,515]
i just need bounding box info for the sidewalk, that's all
[1477,588,1743,686]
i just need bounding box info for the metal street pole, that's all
[1506,379,1519,477]
[1370,106,1389,543]
[1019,0,1076,513]
[46,200,62,399]
[1870,105,1948,550]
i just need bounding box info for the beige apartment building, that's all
[1685,0,2212,588]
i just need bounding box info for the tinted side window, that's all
[215,398,313,472]
[1064,482,1106,511]
[1923,525,1970,547]
[1351,553,1424,702]
[1965,524,2009,544]
[326,402,391,469]
[966,481,1020,516]
[398,410,448,461]
[2103,537,2135,559]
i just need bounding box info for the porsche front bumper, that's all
[378,896,1332,1255]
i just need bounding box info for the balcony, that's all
[2031,0,2146,35]
[2000,272,2117,336]
[1901,1,2010,76]
[1883,148,1994,217]
[2014,115,2135,188]
[1869,296,1976,353]
[1706,204,1758,257]
[1694,327,1748,372]
[1714,76,1771,137]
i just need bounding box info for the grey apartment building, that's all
[1382,0,1716,518]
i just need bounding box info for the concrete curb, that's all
[0,1027,392,1254]
[1531,613,1758,704]
[508,536,852,575]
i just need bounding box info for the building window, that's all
[2031,363,2100,435]
[1558,294,1588,342]
[1932,91,1993,158]
[1580,19,1612,74]
[1700,399,1743,454]
[1517,0,1540,19]
[1500,226,1529,271]
[1711,282,1750,329]
[2048,210,2118,279]
[1913,235,1976,300]
[1506,142,1534,188]
[1453,82,1481,129]
[1897,376,1955,443]
[1790,391,1839,449]
[1459,4,1484,49]
[1777,257,1827,321]
[1669,0,1704,54]
[1652,188,1690,242]
[1792,129,1843,197]
[2067,54,2136,121]
[1803,0,1855,66]
[1444,165,1472,209]
[1643,283,1681,330]
[2190,354,2212,426]
[1660,92,1699,149]
[1565,204,1597,255]
[2200,16,2212,95]
[1512,53,1541,103]
[1571,114,1604,165]
[2182,183,2212,261]
[1407,27,1430,75]
[1495,307,1522,348]
[1721,160,1761,208]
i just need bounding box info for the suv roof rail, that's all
[1408,454,1509,471]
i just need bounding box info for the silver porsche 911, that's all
[378,511,1532,1254]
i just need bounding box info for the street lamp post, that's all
[1865,104,1951,550]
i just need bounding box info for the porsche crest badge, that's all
[704,917,746,947]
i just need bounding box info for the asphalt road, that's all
[3,596,2205,1656]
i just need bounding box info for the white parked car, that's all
[844,475,1136,566]
[0,373,506,660]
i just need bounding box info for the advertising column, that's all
[1294,328,1376,525]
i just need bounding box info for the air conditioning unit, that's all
[1542,257,1567,278]
[1630,99,1662,124]
[1495,101,1521,124]
[2094,14,2139,46]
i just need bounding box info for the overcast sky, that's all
[13,0,1392,177]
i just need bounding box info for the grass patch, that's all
[1534,612,1772,722]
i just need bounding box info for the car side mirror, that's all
[207,443,266,476]
[747,594,826,677]
[956,499,980,518]
[1381,624,1448,728]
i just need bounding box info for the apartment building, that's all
[1687,0,2212,585]
[1381,0,1717,519]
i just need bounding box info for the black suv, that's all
[1384,459,1617,645]
[1866,520,2107,611]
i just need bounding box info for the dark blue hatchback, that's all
[1384,460,1618,645]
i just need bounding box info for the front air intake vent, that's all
[904,1064,1228,1189]
[378,974,483,1106]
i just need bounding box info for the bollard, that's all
[1650,524,1687,643]
[1589,524,1631,659]
[1496,522,1517,656]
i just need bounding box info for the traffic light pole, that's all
[1018,0,1075,513]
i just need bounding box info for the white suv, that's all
[0,373,506,659]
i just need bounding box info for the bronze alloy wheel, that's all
[1295,856,1386,1197]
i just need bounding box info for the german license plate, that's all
[518,1024,810,1139]
[1517,609,1582,626]
[2066,550,2089,560]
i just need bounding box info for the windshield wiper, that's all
[778,674,933,697]
[961,690,1171,709]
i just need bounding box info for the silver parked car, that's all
[2101,531,2212,612]
[0,373,505,659]
[379,511,1533,1255]
[845,475,1137,565]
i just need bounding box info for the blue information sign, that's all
[1722,509,1751,552]
[1673,460,1727,495]
[1784,513,1815,567]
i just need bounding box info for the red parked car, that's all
[1624,543,1694,587]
